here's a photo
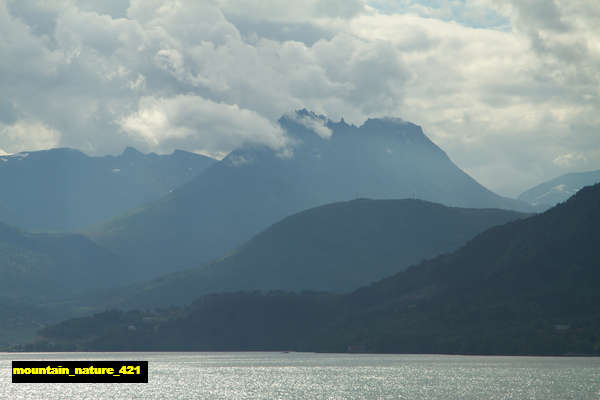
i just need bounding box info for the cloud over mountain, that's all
[119,95,289,158]
[1,0,599,195]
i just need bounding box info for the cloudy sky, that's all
[1,0,598,196]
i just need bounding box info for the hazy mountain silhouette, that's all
[0,218,147,347]
[92,110,532,278]
[519,169,600,209]
[0,221,127,300]
[0,147,215,231]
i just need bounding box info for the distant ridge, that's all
[0,147,215,231]
[519,169,600,209]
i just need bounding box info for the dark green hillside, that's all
[328,183,600,354]
[35,184,600,355]
[35,292,340,352]
[107,199,526,308]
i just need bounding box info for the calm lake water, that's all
[2,352,600,399]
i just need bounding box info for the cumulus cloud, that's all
[0,0,599,195]
[0,121,62,154]
[119,95,290,157]
[333,4,600,195]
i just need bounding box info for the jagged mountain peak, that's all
[279,110,431,148]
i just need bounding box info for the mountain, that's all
[92,110,532,278]
[103,199,526,308]
[330,182,600,354]
[519,169,600,209]
[0,221,129,300]
[0,147,215,231]
[37,183,600,355]
[0,220,135,347]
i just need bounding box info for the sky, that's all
[0,0,599,197]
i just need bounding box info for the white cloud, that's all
[119,95,290,156]
[553,152,587,168]
[336,7,600,195]
[0,121,62,153]
[0,0,599,196]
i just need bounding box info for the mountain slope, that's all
[92,111,532,277]
[0,221,129,300]
[519,169,600,209]
[0,219,154,347]
[331,182,600,353]
[107,199,526,308]
[38,184,600,355]
[0,147,215,231]
[0,297,49,348]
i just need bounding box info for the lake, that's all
[2,352,600,399]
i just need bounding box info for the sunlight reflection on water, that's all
[2,352,600,399]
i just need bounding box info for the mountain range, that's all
[0,147,215,231]
[0,110,543,348]
[35,183,600,355]
[0,196,525,347]
[90,110,532,278]
[9,109,593,354]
